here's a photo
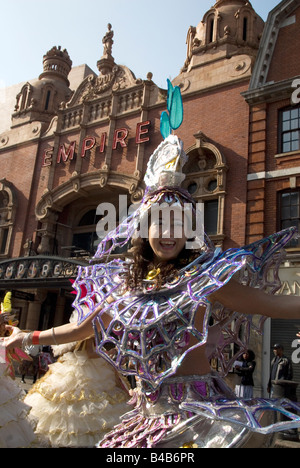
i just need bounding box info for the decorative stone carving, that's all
[102,23,114,57]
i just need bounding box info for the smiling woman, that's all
[3,81,300,449]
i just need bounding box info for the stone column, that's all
[19,301,29,330]
[53,294,66,327]
[25,300,42,330]
[25,290,47,330]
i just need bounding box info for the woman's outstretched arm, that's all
[210,278,300,320]
[2,305,111,350]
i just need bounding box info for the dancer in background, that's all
[0,292,36,448]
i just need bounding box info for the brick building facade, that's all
[0,0,300,395]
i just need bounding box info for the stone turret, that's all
[39,45,72,86]
[11,46,73,128]
[174,0,265,93]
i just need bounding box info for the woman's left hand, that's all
[0,325,25,350]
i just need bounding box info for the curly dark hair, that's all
[125,236,201,290]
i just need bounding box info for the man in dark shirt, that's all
[268,343,298,440]
[268,344,293,398]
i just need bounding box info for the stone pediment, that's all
[66,65,140,108]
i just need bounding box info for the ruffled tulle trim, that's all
[0,418,37,448]
[0,374,36,448]
[24,351,129,447]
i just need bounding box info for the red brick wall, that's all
[267,7,300,84]
[0,142,39,257]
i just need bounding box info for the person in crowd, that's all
[268,343,298,440]
[20,344,41,384]
[268,344,294,398]
[234,350,256,398]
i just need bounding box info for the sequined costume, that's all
[72,82,300,448]
[72,226,300,448]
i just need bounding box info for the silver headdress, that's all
[143,134,187,191]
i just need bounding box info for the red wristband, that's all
[32,331,41,345]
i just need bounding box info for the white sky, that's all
[0,0,280,90]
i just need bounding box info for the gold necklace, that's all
[146,267,161,280]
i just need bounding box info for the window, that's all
[243,17,248,41]
[208,18,214,43]
[72,209,102,256]
[279,191,300,247]
[0,182,16,257]
[44,90,51,111]
[279,106,300,153]
[0,228,8,254]
[204,200,218,235]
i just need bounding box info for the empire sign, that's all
[0,256,87,287]
[42,120,151,167]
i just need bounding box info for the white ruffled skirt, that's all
[24,350,129,448]
[0,366,36,448]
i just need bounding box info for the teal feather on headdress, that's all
[160,79,183,139]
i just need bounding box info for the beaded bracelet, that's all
[22,330,41,352]
[22,332,33,352]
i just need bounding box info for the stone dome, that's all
[182,0,265,73]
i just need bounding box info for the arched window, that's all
[70,205,128,257]
[45,90,51,111]
[41,84,55,112]
[72,209,102,256]
[183,133,228,247]
[0,180,17,257]
[202,9,217,45]
[208,18,215,43]
[243,17,248,41]
[236,7,255,44]
[15,83,32,112]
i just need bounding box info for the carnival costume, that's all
[24,311,129,448]
[0,293,36,448]
[72,81,300,448]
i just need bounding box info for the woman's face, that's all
[148,208,187,262]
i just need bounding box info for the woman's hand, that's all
[0,325,25,350]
